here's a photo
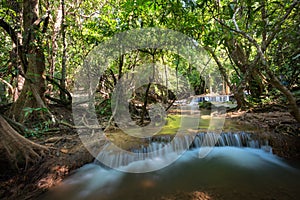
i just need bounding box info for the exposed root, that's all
[0,115,48,171]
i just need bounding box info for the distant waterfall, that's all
[95,132,271,169]
[188,95,233,105]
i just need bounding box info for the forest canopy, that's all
[0,0,299,123]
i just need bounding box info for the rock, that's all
[60,148,69,154]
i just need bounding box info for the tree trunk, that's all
[0,115,48,170]
[10,48,47,122]
[60,0,67,101]
[50,1,63,78]
[205,46,249,109]
[233,86,248,109]
[140,82,151,125]
[228,3,300,122]
[9,0,48,122]
[267,71,300,123]
[225,39,265,99]
[118,54,124,80]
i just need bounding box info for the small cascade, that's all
[95,134,194,170]
[188,95,233,104]
[130,132,271,153]
[95,132,272,169]
[192,132,270,149]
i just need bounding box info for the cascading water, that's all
[43,132,300,200]
[95,132,272,170]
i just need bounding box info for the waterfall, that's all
[130,132,271,153]
[188,95,233,105]
[95,132,272,170]
[193,132,270,148]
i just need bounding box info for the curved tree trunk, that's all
[205,46,249,109]
[0,115,48,170]
[233,89,248,110]
[267,71,300,123]
[225,39,265,100]
[228,3,300,123]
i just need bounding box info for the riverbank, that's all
[0,108,299,200]
[227,109,300,160]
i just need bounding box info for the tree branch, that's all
[215,0,299,57]
[222,7,266,66]
[32,10,51,28]
[204,46,232,89]
[42,11,51,33]
[0,77,14,94]
[45,95,70,106]
[219,2,300,121]
[23,10,51,50]
[264,0,299,50]
[45,75,72,102]
[232,7,241,31]
[0,18,27,71]
[0,18,19,45]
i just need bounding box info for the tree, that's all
[211,0,300,122]
[0,115,47,170]
[0,0,52,122]
[0,0,52,170]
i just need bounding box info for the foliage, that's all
[23,107,49,119]
[95,97,112,116]
[24,120,53,138]
[157,115,181,135]
[198,101,212,109]
[0,0,299,123]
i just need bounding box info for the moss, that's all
[157,115,211,135]
[157,115,181,135]
[156,114,258,135]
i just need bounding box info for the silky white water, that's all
[43,146,300,200]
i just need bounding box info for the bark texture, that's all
[0,115,48,170]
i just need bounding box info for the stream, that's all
[43,132,300,200]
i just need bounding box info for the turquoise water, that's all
[43,147,300,200]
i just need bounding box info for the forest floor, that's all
[0,104,299,200]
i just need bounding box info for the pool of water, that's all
[43,147,300,200]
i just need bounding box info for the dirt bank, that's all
[227,110,300,160]
[0,128,94,200]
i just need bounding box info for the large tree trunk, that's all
[0,115,48,170]
[225,0,300,122]
[266,70,300,123]
[10,48,47,122]
[225,39,265,100]
[9,0,47,122]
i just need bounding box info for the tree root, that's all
[0,115,49,171]
[59,120,103,130]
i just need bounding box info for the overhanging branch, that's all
[0,18,27,71]
[264,0,299,50]
[45,75,72,102]
[0,18,19,46]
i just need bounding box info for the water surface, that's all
[43,147,300,200]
